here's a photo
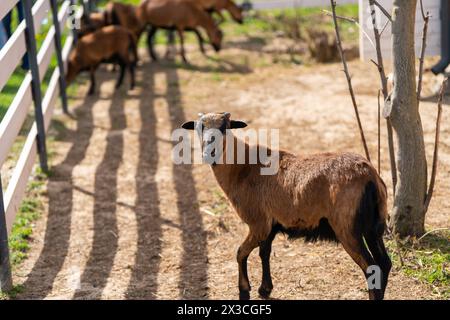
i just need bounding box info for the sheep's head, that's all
[209,28,223,52]
[181,112,247,165]
[65,49,82,85]
[225,0,244,24]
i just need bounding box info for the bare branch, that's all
[329,0,371,162]
[419,0,427,20]
[378,90,381,174]
[379,19,390,36]
[373,0,392,22]
[424,77,448,213]
[322,9,376,50]
[368,0,397,195]
[417,227,450,242]
[417,0,430,103]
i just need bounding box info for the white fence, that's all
[0,0,74,291]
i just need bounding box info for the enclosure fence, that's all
[0,0,76,291]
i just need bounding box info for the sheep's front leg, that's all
[193,29,206,56]
[237,234,259,300]
[258,228,277,298]
[88,66,96,95]
[177,28,188,64]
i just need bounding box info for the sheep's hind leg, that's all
[258,226,277,298]
[336,230,383,300]
[237,233,259,300]
[365,231,392,299]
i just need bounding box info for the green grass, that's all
[220,4,359,41]
[387,230,450,298]
[0,284,24,300]
[8,169,47,267]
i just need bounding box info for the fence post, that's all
[0,175,13,292]
[50,0,69,114]
[23,0,48,173]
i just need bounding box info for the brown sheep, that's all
[104,1,146,39]
[139,0,223,63]
[181,112,392,300]
[164,0,243,56]
[199,0,244,24]
[79,11,108,37]
[66,25,137,95]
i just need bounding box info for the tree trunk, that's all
[389,0,428,237]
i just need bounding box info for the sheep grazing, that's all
[66,25,137,95]
[181,112,392,300]
[167,0,243,56]
[104,1,146,39]
[79,11,108,37]
[200,0,244,24]
[139,0,223,63]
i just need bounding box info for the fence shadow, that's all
[72,78,126,299]
[125,63,162,299]
[17,86,96,299]
[165,67,208,299]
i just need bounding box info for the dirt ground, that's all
[13,40,449,299]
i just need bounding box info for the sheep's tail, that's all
[357,180,387,240]
[355,178,391,299]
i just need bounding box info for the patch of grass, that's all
[8,168,48,267]
[386,230,450,298]
[0,284,24,300]
[221,4,359,43]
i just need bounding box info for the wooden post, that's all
[23,0,48,172]
[50,0,69,114]
[0,175,12,292]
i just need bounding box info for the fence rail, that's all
[0,0,74,292]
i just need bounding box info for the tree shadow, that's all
[17,90,96,299]
[224,36,268,53]
[165,67,209,299]
[125,63,163,299]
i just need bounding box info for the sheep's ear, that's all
[181,121,196,130]
[230,120,247,129]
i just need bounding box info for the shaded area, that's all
[17,89,96,299]
[72,82,126,299]
[166,67,209,299]
[125,64,163,299]
[161,57,252,75]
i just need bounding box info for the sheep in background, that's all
[66,26,137,95]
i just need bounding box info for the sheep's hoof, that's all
[239,290,250,300]
[258,286,272,299]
